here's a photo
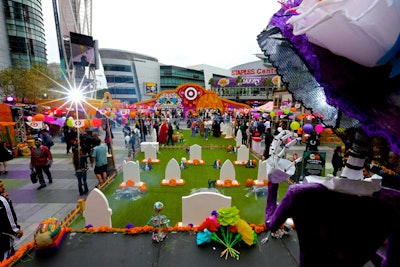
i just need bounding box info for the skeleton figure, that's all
[266,130,302,184]
[264,129,400,267]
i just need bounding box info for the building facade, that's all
[0,0,47,69]
[98,48,160,104]
[212,54,282,107]
[160,65,205,91]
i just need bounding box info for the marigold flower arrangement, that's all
[224,179,233,187]
[2,221,267,265]
[169,179,177,186]
[196,207,257,260]
[245,179,254,187]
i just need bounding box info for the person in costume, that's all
[0,180,23,261]
[158,121,168,145]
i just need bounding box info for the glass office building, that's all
[0,0,47,68]
[99,49,160,104]
[160,65,205,91]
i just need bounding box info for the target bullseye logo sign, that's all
[184,87,198,101]
[73,120,85,128]
[26,121,43,129]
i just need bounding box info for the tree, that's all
[235,75,243,85]
[0,64,60,102]
[208,77,215,90]
[262,76,273,88]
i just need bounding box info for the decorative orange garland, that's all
[1,241,35,267]
[2,224,268,266]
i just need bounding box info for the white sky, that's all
[42,1,281,69]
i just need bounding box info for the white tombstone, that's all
[121,160,143,187]
[235,130,243,147]
[142,143,160,163]
[151,128,157,142]
[161,158,185,185]
[83,188,112,227]
[253,160,267,186]
[180,192,232,226]
[140,142,159,152]
[216,159,239,186]
[220,122,226,135]
[234,144,249,165]
[187,144,204,164]
[224,122,234,139]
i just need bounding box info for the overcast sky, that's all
[42,1,281,69]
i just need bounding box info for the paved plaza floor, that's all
[3,123,345,266]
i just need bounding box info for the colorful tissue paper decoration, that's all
[34,217,66,253]
[147,202,170,242]
[196,207,257,260]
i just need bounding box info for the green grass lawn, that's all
[70,129,289,229]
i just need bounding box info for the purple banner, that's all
[214,76,272,87]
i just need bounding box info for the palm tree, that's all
[235,75,243,85]
[208,77,215,90]
[262,76,273,88]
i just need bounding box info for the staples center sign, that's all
[231,67,276,76]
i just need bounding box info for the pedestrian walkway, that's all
[7,128,129,249]
[6,124,335,250]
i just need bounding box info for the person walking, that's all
[30,138,53,190]
[0,139,13,174]
[166,121,174,146]
[39,129,53,151]
[0,180,23,261]
[204,118,212,140]
[331,146,344,176]
[103,123,114,154]
[190,119,198,137]
[122,123,131,146]
[90,139,108,186]
[263,128,274,159]
[127,130,136,158]
[72,145,89,196]
[64,126,77,154]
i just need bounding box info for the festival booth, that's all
[130,83,251,118]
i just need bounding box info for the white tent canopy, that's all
[254,101,273,112]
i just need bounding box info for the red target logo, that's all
[184,87,198,101]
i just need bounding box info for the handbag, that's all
[7,149,13,160]
[30,171,38,184]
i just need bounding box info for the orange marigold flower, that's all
[246,179,254,187]
[224,179,233,187]
[139,184,147,192]
[169,179,177,186]
[126,179,135,187]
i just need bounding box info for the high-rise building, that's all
[0,0,47,69]
[99,49,160,104]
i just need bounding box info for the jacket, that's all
[31,145,53,166]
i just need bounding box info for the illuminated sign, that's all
[231,67,276,76]
[145,82,157,95]
[214,76,279,87]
